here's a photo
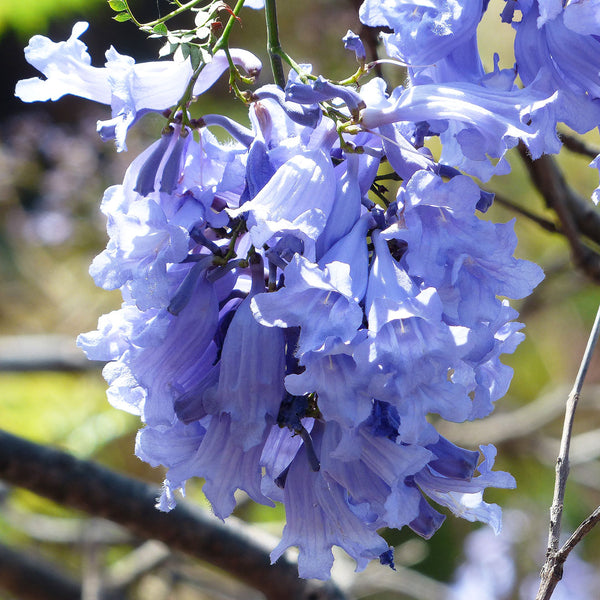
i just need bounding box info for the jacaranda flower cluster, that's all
[15,0,600,580]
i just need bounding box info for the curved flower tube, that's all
[15,21,262,151]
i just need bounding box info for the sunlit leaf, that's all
[153,22,168,35]
[113,11,131,22]
[108,0,126,11]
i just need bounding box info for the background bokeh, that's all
[1,1,600,599]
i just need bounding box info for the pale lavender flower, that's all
[15,22,262,151]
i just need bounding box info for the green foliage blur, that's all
[0,0,105,36]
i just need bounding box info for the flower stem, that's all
[122,0,206,29]
[169,0,246,127]
[213,0,246,54]
[264,0,286,89]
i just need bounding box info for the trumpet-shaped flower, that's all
[35,0,556,578]
[16,22,262,150]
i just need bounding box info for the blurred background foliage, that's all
[1,1,600,599]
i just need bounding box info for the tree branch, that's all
[556,505,600,561]
[558,131,600,160]
[536,302,600,600]
[349,0,385,79]
[0,541,87,600]
[491,191,562,234]
[0,429,346,600]
[518,146,600,281]
[0,335,100,372]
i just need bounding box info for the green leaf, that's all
[179,42,191,61]
[194,8,210,28]
[189,44,202,71]
[152,22,168,35]
[113,11,131,21]
[108,0,127,11]
[158,41,176,58]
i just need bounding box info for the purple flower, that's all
[89,184,191,310]
[251,254,363,355]
[270,422,392,580]
[34,7,551,576]
[415,444,516,534]
[359,0,485,66]
[251,214,371,361]
[505,0,600,134]
[360,77,560,181]
[144,414,275,517]
[343,30,366,62]
[202,256,286,450]
[228,148,337,253]
[15,22,262,151]
[396,171,544,325]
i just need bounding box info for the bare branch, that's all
[536,303,600,600]
[557,505,600,560]
[0,429,347,600]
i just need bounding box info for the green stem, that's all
[168,0,246,126]
[264,0,286,88]
[336,65,368,87]
[264,1,313,85]
[120,0,143,27]
[213,0,246,53]
[142,0,208,28]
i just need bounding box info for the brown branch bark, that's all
[518,145,600,281]
[0,541,86,600]
[0,429,346,600]
[491,191,562,234]
[558,131,600,160]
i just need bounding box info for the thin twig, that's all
[0,429,347,600]
[556,505,600,561]
[491,191,561,234]
[536,303,600,600]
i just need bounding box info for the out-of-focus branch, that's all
[0,335,101,372]
[0,429,347,600]
[438,384,574,446]
[491,191,562,234]
[4,506,131,544]
[0,540,86,600]
[518,145,600,281]
[349,0,385,79]
[104,541,171,591]
[558,131,600,160]
[349,561,451,600]
[536,303,600,600]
